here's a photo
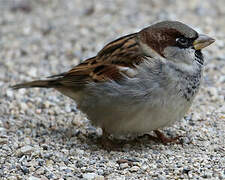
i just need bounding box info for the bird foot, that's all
[154,130,183,144]
[97,130,123,151]
[138,130,183,145]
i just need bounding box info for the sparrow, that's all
[12,21,215,144]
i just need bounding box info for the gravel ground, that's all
[0,0,225,179]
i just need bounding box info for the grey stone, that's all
[17,145,34,156]
[83,173,98,180]
[28,176,41,180]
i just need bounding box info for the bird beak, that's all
[193,34,215,50]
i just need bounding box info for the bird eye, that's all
[176,37,189,47]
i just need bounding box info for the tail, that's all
[11,79,58,89]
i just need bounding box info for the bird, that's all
[12,21,215,145]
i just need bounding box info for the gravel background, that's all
[0,0,225,179]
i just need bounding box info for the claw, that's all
[154,130,183,145]
[138,130,183,145]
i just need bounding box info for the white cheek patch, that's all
[164,46,201,73]
[163,46,196,63]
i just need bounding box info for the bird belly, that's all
[79,92,192,135]
[116,98,190,134]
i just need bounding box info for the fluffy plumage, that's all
[12,21,215,139]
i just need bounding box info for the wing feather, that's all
[57,33,145,86]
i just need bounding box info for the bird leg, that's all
[97,129,122,151]
[154,130,183,144]
[137,130,183,145]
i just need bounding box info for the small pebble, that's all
[17,145,34,156]
[35,167,45,175]
[27,67,37,77]
[120,163,129,169]
[129,166,139,172]
[157,175,167,180]
[28,176,41,180]
[6,89,13,98]
[0,137,8,144]
[83,173,98,180]
[20,165,29,174]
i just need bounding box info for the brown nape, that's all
[138,27,183,57]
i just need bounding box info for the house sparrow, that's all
[12,21,215,144]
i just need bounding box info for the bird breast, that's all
[75,61,201,134]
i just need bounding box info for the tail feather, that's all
[11,79,58,89]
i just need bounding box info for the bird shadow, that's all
[46,125,182,152]
[23,119,184,152]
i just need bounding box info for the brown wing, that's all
[57,33,145,86]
